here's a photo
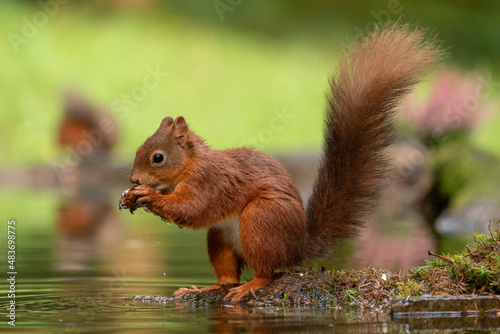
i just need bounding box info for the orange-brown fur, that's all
[121,23,442,303]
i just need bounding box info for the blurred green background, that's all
[1,0,500,167]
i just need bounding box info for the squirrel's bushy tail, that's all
[306,22,442,258]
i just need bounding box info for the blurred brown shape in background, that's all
[56,90,122,271]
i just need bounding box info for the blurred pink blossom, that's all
[403,68,493,136]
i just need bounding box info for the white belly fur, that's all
[214,217,244,256]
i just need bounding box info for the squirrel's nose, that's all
[129,170,139,185]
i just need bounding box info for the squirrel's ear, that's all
[159,116,174,130]
[172,116,189,145]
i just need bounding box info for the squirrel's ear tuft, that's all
[172,116,189,145]
[159,116,174,130]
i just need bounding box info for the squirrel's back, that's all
[306,22,442,258]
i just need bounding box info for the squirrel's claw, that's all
[171,285,200,298]
[223,278,269,304]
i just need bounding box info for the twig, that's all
[488,220,498,242]
[428,250,454,265]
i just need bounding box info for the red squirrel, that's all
[119,23,441,303]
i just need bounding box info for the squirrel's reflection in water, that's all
[55,90,122,272]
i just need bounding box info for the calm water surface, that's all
[0,190,489,333]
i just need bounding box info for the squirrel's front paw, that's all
[119,188,135,212]
[119,185,158,214]
[119,189,129,209]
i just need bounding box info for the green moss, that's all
[395,279,424,298]
[411,222,500,294]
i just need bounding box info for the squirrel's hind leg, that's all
[222,197,306,303]
[207,225,244,286]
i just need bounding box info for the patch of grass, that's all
[341,288,359,304]
[418,224,500,293]
[411,222,500,294]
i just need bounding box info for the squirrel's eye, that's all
[153,153,164,164]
